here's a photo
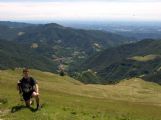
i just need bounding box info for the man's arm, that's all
[35,84,39,95]
[17,81,22,94]
[31,77,39,95]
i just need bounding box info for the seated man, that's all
[17,68,40,110]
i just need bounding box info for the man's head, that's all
[23,68,29,78]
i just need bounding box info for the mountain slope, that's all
[0,21,33,40]
[0,39,58,71]
[0,21,134,72]
[77,39,161,84]
[0,25,23,41]
[15,23,131,48]
[1,69,161,120]
[15,23,132,58]
[0,21,32,28]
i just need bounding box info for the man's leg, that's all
[23,93,31,107]
[25,100,31,107]
[32,92,40,109]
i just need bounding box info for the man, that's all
[17,68,40,110]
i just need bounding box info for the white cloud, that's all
[0,1,161,21]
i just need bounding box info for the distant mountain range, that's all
[76,39,161,84]
[2,21,161,85]
[0,21,134,72]
[66,21,161,40]
[0,21,33,28]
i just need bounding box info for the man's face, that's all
[23,70,29,77]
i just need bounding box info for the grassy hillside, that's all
[0,21,32,41]
[77,39,161,84]
[0,39,58,71]
[80,39,161,71]
[1,69,161,120]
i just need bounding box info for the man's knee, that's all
[32,91,39,97]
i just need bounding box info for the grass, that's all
[128,54,161,62]
[1,68,161,120]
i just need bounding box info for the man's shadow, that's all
[11,105,38,113]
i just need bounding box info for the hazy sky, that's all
[0,0,161,21]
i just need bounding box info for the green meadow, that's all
[1,68,161,120]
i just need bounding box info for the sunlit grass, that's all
[1,68,161,120]
[128,54,161,62]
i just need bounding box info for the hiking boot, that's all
[36,104,41,110]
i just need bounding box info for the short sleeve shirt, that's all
[19,77,37,93]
